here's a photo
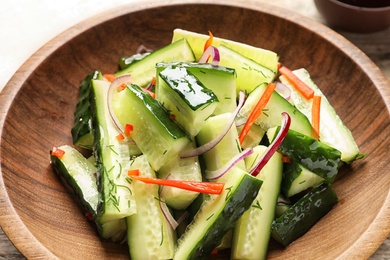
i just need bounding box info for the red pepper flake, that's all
[311,95,322,140]
[117,83,127,92]
[52,147,65,159]
[171,114,176,120]
[204,31,214,51]
[128,169,140,177]
[124,124,134,137]
[282,155,292,163]
[103,74,117,82]
[211,248,219,255]
[116,133,125,141]
[85,212,93,221]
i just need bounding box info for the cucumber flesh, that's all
[282,160,324,198]
[279,68,361,163]
[112,83,191,171]
[172,28,279,72]
[115,38,195,87]
[90,80,137,223]
[173,167,262,259]
[196,113,245,172]
[158,142,202,210]
[232,145,283,260]
[127,155,176,259]
[275,194,291,218]
[237,123,265,149]
[271,183,338,247]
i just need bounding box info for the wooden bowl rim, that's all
[0,0,389,258]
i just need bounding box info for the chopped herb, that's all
[160,224,164,246]
[225,186,233,201]
[107,144,119,155]
[252,200,262,210]
[235,139,241,153]
[249,153,260,170]
[201,101,213,111]
[107,165,115,173]
[262,108,269,117]
[125,176,133,184]
[116,160,123,179]
[117,184,132,195]
[154,196,165,203]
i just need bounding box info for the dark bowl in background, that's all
[314,0,390,33]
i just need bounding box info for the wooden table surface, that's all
[0,0,389,258]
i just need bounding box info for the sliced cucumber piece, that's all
[158,142,202,210]
[50,145,127,241]
[172,28,279,72]
[127,155,176,259]
[71,70,102,149]
[218,45,276,94]
[115,38,195,87]
[90,79,137,223]
[50,145,98,217]
[232,145,283,260]
[112,83,190,171]
[272,183,338,247]
[173,167,262,259]
[282,160,324,197]
[238,83,315,137]
[157,65,219,137]
[279,68,361,163]
[268,127,342,183]
[156,62,237,115]
[196,113,245,172]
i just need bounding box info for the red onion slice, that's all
[159,198,178,230]
[144,80,154,91]
[159,174,188,230]
[205,148,253,180]
[180,91,245,158]
[198,46,220,65]
[275,82,291,100]
[249,112,291,176]
[107,75,132,137]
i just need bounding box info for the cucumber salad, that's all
[50,29,363,259]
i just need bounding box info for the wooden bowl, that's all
[0,0,389,259]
